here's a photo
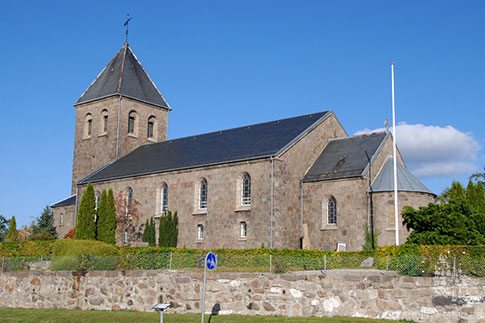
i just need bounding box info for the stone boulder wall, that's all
[0,270,483,322]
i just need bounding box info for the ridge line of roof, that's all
[360,132,390,177]
[116,43,128,94]
[127,46,172,111]
[77,160,115,185]
[275,111,331,157]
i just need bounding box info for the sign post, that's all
[201,251,216,323]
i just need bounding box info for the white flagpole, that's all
[391,62,399,246]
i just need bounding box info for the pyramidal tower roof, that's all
[75,43,170,109]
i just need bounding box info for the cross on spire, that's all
[124,14,132,43]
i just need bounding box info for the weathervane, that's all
[124,14,132,43]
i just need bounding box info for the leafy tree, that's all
[470,166,485,184]
[76,183,97,240]
[31,206,57,239]
[403,178,485,245]
[6,216,18,242]
[114,190,143,244]
[96,189,116,244]
[0,215,8,242]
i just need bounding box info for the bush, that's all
[50,256,79,271]
[51,239,118,256]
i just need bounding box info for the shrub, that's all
[50,256,79,271]
[52,239,118,256]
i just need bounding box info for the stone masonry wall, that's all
[0,270,483,322]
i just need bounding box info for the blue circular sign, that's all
[206,252,216,271]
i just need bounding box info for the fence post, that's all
[324,255,327,272]
[169,252,173,270]
[1,256,4,273]
[269,255,272,273]
[386,255,389,271]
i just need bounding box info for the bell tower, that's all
[71,43,170,193]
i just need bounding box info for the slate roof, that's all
[302,132,388,182]
[79,111,330,184]
[51,195,76,208]
[75,43,170,109]
[370,156,434,195]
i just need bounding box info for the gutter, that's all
[300,180,304,248]
[270,156,274,249]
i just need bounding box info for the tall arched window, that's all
[161,183,168,212]
[147,116,156,139]
[85,113,92,137]
[241,173,251,206]
[327,196,337,225]
[199,178,208,209]
[128,111,137,134]
[101,109,108,133]
[126,187,133,213]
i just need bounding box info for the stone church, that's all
[51,43,435,251]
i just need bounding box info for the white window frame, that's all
[241,173,251,206]
[199,178,208,209]
[240,221,247,238]
[161,183,168,213]
[197,224,204,240]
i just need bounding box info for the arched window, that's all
[128,111,137,134]
[197,224,204,240]
[85,113,92,137]
[199,178,208,209]
[327,196,337,225]
[161,183,168,213]
[95,191,101,210]
[147,116,156,139]
[126,187,133,213]
[101,109,108,133]
[240,221,247,238]
[241,173,251,206]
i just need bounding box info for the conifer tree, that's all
[76,183,96,240]
[142,218,150,243]
[6,216,18,242]
[96,190,111,243]
[170,211,179,247]
[31,206,57,239]
[105,188,117,244]
[149,217,156,246]
[158,214,168,247]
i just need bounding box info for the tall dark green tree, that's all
[158,214,169,247]
[105,188,117,244]
[148,217,156,246]
[6,216,18,242]
[158,211,178,247]
[76,183,97,240]
[0,215,8,242]
[31,206,57,239]
[96,189,116,244]
[170,211,178,247]
[142,218,150,243]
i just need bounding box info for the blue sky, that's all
[1,1,484,227]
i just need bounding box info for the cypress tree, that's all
[149,217,156,246]
[6,216,18,242]
[171,211,179,247]
[105,188,117,245]
[76,183,96,240]
[142,218,150,243]
[158,214,168,247]
[96,190,110,243]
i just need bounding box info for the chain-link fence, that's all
[1,253,483,277]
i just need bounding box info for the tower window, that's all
[87,119,92,136]
[161,183,168,212]
[199,178,208,209]
[84,114,93,138]
[102,110,108,133]
[197,224,204,240]
[147,121,154,138]
[241,173,251,206]
[128,111,137,135]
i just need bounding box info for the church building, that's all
[51,43,435,251]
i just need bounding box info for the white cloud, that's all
[355,123,481,177]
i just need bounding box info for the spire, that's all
[75,44,170,110]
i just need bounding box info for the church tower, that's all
[71,43,170,193]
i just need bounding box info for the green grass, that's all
[0,308,400,322]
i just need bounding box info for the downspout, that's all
[300,180,304,249]
[74,185,79,227]
[270,156,274,249]
[365,150,375,249]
